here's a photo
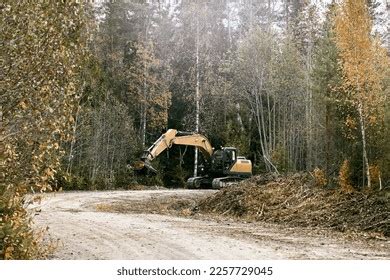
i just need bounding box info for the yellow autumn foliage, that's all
[1,1,88,259]
[127,42,172,132]
[338,160,354,193]
[368,164,381,186]
[313,168,327,187]
[334,0,389,188]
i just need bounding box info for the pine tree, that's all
[311,3,342,175]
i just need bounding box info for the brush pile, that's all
[198,173,390,236]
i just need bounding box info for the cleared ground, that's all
[31,190,390,259]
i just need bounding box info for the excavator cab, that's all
[223,148,236,170]
[210,147,237,175]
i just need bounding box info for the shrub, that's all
[313,167,327,187]
[339,160,354,193]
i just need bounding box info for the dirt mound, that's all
[198,173,390,237]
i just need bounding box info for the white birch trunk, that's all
[66,101,81,174]
[194,11,200,177]
[358,102,371,188]
[141,68,147,148]
[236,103,244,131]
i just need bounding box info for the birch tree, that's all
[234,28,280,172]
[335,0,389,188]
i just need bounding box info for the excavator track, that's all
[186,177,210,189]
[211,177,244,189]
[187,176,244,189]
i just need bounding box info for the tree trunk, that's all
[236,103,244,131]
[358,102,371,188]
[141,48,148,148]
[194,10,200,177]
[305,39,313,170]
[325,102,330,175]
[66,101,81,174]
[141,18,151,148]
[254,89,268,171]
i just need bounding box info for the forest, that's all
[1,0,389,259]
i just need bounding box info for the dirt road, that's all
[31,190,390,259]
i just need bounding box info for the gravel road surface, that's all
[31,190,390,259]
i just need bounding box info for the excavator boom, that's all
[134,129,213,173]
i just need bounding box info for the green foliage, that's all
[225,120,250,156]
[158,147,191,188]
[53,171,91,191]
[271,145,290,173]
[311,4,344,176]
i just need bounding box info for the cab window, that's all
[231,150,236,161]
[225,149,236,162]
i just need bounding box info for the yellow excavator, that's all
[133,129,252,188]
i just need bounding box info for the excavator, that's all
[132,129,252,188]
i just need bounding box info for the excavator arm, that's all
[133,129,213,173]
